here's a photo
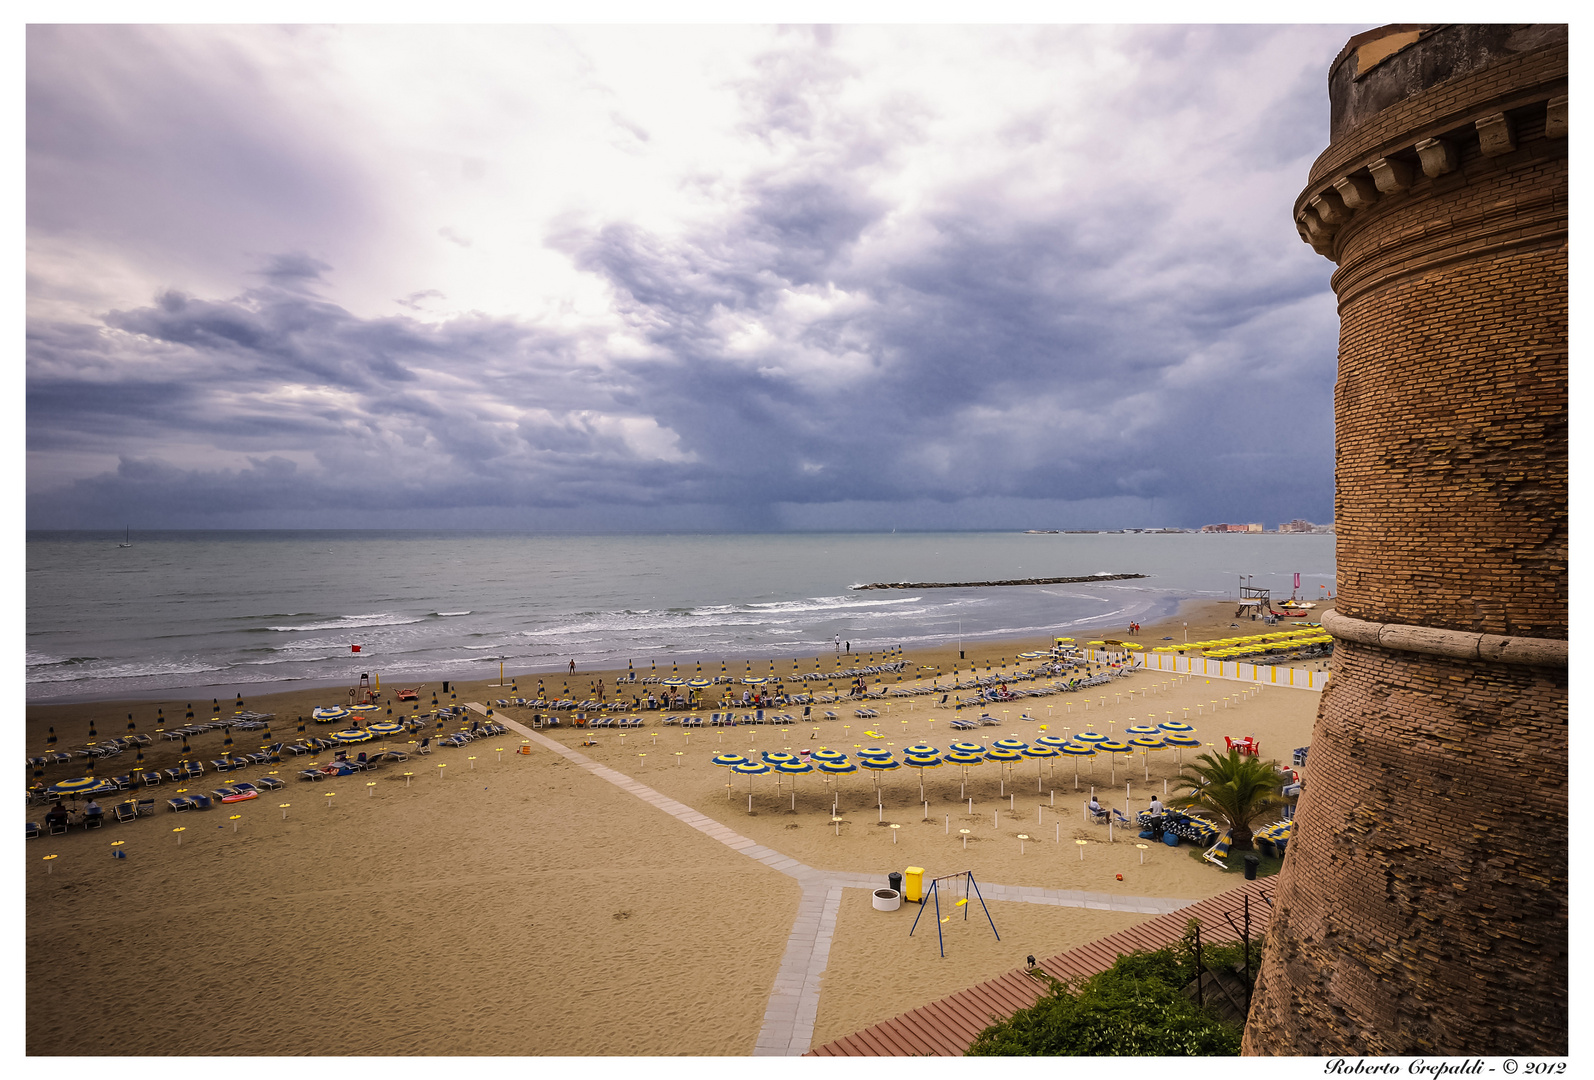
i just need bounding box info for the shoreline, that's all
[24,596,1305,738]
[26,587,1222,708]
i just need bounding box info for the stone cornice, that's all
[1321,608,1567,667]
[1292,41,1567,262]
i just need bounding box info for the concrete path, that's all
[467,705,1194,1054]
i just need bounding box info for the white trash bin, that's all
[872,888,901,911]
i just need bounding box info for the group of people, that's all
[1088,793,1165,834]
[43,799,103,830]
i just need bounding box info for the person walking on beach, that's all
[845,641,850,653]
[569,659,576,674]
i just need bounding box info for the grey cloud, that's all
[28,24,1352,531]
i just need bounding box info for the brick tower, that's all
[1243,25,1567,1055]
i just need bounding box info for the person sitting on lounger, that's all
[45,804,69,830]
[1088,796,1107,820]
[84,799,103,820]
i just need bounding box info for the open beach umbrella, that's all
[856,746,894,761]
[1096,740,1133,782]
[1035,734,1069,750]
[1162,733,1201,766]
[901,748,943,799]
[48,776,104,797]
[943,748,985,796]
[775,759,813,803]
[1075,730,1109,745]
[1125,725,1159,738]
[992,737,1028,753]
[858,755,900,801]
[731,760,771,806]
[760,751,796,767]
[313,707,349,724]
[1021,743,1059,786]
[742,677,767,686]
[816,758,857,805]
[1158,721,1195,734]
[712,752,749,769]
[688,678,712,689]
[810,748,848,764]
[662,677,686,687]
[1059,742,1097,784]
[332,729,374,744]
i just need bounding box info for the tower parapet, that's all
[1245,24,1567,1055]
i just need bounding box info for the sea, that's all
[26,531,1334,703]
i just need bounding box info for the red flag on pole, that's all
[1293,573,1301,589]
[351,645,362,653]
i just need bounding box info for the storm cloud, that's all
[27,24,1356,531]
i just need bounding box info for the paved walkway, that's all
[467,704,1194,1055]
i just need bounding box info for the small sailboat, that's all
[118,527,132,549]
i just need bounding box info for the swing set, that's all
[908,870,1000,958]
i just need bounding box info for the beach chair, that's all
[414,738,432,755]
[167,796,195,812]
[1086,802,1111,824]
[135,799,155,817]
[188,794,213,811]
[296,769,324,782]
[112,801,139,822]
[253,776,286,790]
[1112,808,1135,829]
[26,821,41,839]
[210,785,241,801]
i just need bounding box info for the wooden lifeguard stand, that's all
[348,672,377,706]
[908,870,999,958]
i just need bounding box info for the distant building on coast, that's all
[1276,518,1334,534]
[1245,23,1567,1057]
[1198,522,1262,533]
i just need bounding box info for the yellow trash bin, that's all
[904,866,925,903]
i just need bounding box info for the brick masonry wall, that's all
[1244,29,1567,1057]
[1245,642,1568,1054]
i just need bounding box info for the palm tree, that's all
[1167,749,1283,851]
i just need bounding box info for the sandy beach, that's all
[26,599,1327,1055]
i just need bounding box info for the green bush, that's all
[966,924,1257,1057]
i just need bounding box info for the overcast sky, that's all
[26,22,1364,531]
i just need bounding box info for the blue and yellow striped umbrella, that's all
[1162,733,1201,765]
[712,753,749,768]
[331,729,374,744]
[732,759,771,804]
[1058,742,1096,782]
[948,741,984,755]
[810,748,848,764]
[1158,721,1195,733]
[1096,740,1133,782]
[48,776,106,796]
[1075,730,1109,744]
